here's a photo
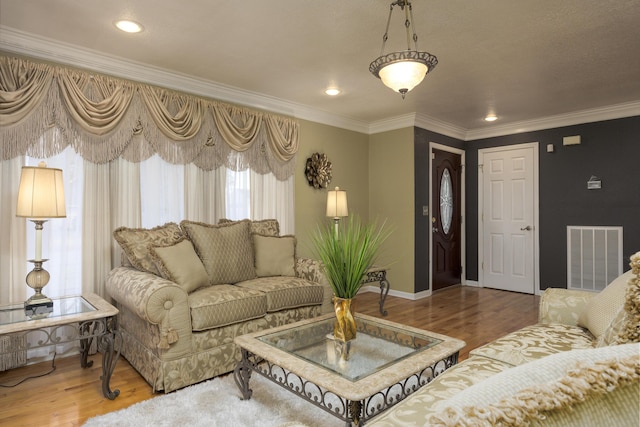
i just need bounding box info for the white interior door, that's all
[480,144,538,294]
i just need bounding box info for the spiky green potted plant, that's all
[312,215,390,343]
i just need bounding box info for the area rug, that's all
[84,373,342,427]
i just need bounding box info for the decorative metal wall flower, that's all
[305,152,332,189]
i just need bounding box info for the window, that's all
[16,149,292,298]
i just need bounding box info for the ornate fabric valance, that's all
[0,56,299,179]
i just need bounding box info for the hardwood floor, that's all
[0,286,539,426]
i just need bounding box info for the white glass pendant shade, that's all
[378,60,428,94]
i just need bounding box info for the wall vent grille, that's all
[567,226,623,292]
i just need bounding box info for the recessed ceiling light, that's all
[484,114,498,122]
[114,20,144,33]
[325,88,341,96]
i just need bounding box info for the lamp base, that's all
[25,297,54,318]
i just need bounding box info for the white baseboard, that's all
[359,285,432,300]
[465,280,480,287]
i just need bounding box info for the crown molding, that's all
[1,26,638,140]
[0,26,370,134]
[465,101,640,141]
[414,113,467,140]
[368,113,417,134]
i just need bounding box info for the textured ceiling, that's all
[1,0,640,136]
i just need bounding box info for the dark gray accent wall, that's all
[414,127,465,292]
[465,116,640,289]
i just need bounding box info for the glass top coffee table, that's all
[234,313,465,426]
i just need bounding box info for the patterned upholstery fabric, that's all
[181,219,256,285]
[117,304,320,393]
[369,356,514,426]
[236,276,324,312]
[218,218,280,236]
[596,307,628,347]
[578,270,633,338]
[149,238,209,293]
[296,258,333,314]
[113,222,184,276]
[470,323,595,366]
[427,344,640,427]
[188,284,267,331]
[538,288,594,325]
[253,234,296,277]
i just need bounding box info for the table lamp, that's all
[326,186,348,237]
[16,161,66,315]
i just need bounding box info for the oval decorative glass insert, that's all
[440,168,453,234]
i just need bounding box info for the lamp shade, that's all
[16,162,66,219]
[378,60,428,93]
[326,187,348,219]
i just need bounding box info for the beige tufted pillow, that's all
[149,238,209,293]
[253,234,296,277]
[578,270,633,338]
[113,222,184,276]
[181,219,256,285]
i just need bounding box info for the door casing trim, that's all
[429,143,466,292]
[478,142,541,295]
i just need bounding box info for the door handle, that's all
[520,225,532,231]
[432,227,439,233]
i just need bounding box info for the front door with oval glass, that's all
[432,149,462,291]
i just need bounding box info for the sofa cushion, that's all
[236,277,324,312]
[470,323,595,366]
[368,355,514,426]
[253,234,296,277]
[428,343,640,427]
[188,284,267,331]
[219,218,280,236]
[578,270,632,338]
[113,222,184,276]
[149,238,209,294]
[181,219,256,285]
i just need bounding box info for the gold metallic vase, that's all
[333,296,357,342]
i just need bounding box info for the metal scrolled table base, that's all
[234,348,459,426]
[362,268,391,316]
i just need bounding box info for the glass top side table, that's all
[0,293,121,399]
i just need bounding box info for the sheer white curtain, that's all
[0,157,27,305]
[224,169,294,234]
[250,171,295,235]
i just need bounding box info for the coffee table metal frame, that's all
[0,293,121,399]
[234,313,464,426]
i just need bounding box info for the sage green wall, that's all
[295,119,369,259]
[369,128,415,294]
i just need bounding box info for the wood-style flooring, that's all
[0,285,540,426]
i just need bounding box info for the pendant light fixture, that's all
[369,0,438,99]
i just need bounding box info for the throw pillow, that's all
[149,238,209,293]
[253,234,296,277]
[181,219,256,285]
[577,270,633,338]
[218,218,280,236]
[113,222,184,276]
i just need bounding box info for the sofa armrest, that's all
[296,258,333,314]
[538,288,595,326]
[106,266,192,358]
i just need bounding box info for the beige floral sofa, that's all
[369,252,640,426]
[106,219,332,393]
